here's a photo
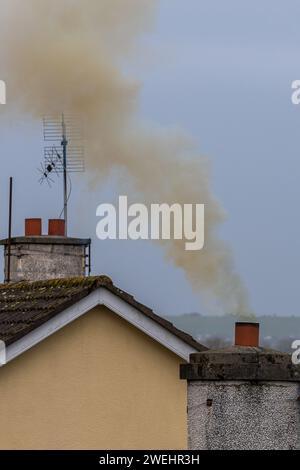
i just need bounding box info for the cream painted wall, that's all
[0,306,187,450]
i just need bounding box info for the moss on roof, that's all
[0,276,206,352]
[0,275,113,291]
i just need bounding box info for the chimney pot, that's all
[235,322,259,347]
[48,219,65,237]
[25,218,42,237]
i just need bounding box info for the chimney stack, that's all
[181,321,300,450]
[0,218,91,282]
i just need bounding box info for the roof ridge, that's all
[0,276,113,290]
[0,275,207,353]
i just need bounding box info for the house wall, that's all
[187,380,300,450]
[0,306,187,450]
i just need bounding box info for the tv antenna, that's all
[40,113,85,236]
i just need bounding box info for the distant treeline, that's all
[166,313,300,352]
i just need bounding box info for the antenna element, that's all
[40,114,85,236]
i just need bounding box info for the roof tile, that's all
[0,276,207,352]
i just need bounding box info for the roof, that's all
[0,276,206,354]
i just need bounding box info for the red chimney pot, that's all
[48,219,65,237]
[235,322,259,347]
[25,218,42,237]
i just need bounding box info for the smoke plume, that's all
[0,0,252,315]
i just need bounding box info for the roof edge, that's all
[0,276,207,358]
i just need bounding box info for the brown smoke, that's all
[0,0,252,315]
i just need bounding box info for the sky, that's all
[0,0,299,317]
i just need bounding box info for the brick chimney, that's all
[0,218,91,282]
[181,322,300,450]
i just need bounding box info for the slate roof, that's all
[0,276,207,351]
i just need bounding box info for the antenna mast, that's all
[40,113,85,237]
[5,177,13,283]
[62,114,68,235]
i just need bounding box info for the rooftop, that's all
[0,276,206,351]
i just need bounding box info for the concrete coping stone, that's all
[180,346,300,382]
[0,237,91,247]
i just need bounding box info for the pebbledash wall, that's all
[186,380,300,450]
[0,306,188,450]
[181,323,300,450]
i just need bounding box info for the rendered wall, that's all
[188,380,300,450]
[4,242,86,281]
[0,305,187,450]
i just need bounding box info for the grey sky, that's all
[0,0,299,316]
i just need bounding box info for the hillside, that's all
[165,314,300,352]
